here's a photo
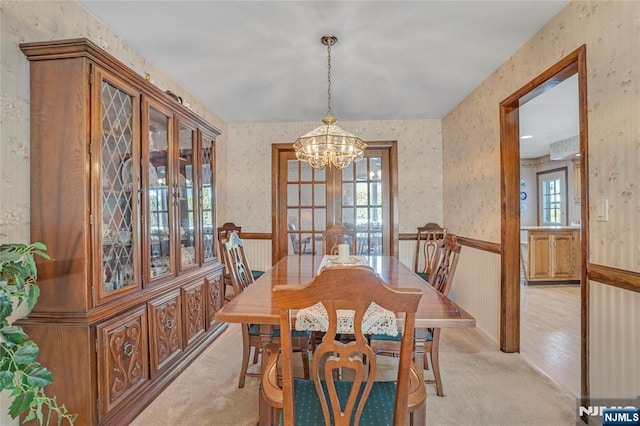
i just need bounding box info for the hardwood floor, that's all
[520,283,581,397]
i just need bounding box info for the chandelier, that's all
[293,35,366,170]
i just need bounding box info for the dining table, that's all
[215,254,476,425]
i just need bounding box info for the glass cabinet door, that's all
[177,120,198,271]
[144,100,174,282]
[98,71,140,298]
[200,132,216,262]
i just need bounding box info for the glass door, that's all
[96,69,141,301]
[176,120,198,272]
[200,131,216,263]
[339,151,389,256]
[276,146,393,261]
[143,98,174,283]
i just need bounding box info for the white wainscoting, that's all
[448,245,501,346]
[399,240,501,345]
[398,240,416,271]
[589,281,640,398]
[243,239,273,272]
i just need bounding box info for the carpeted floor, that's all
[131,324,577,425]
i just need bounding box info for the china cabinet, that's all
[20,38,225,425]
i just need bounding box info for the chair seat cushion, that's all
[248,324,309,338]
[416,272,430,281]
[369,329,433,342]
[286,379,396,425]
[225,270,264,281]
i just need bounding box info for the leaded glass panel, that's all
[101,81,135,293]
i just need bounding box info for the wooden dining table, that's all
[215,254,476,424]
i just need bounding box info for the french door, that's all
[273,144,395,262]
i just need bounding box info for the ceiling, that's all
[78,0,569,126]
[519,74,579,159]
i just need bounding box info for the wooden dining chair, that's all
[372,233,461,397]
[217,222,264,299]
[321,224,357,256]
[221,231,309,388]
[288,223,314,255]
[261,266,426,425]
[414,223,447,281]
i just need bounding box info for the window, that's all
[537,168,567,226]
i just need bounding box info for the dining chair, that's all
[288,223,314,255]
[217,222,264,299]
[413,223,447,281]
[221,231,309,388]
[371,233,461,397]
[321,224,357,256]
[261,266,426,425]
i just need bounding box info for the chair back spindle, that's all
[222,231,254,295]
[414,223,447,279]
[322,224,357,256]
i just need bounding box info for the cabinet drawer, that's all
[97,305,149,420]
[183,280,206,345]
[205,273,224,330]
[149,290,184,377]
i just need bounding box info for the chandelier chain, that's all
[326,41,332,117]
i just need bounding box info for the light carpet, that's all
[131,324,577,425]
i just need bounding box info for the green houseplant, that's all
[0,242,76,425]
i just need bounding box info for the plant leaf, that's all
[12,341,39,366]
[0,370,14,390]
[25,285,40,312]
[1,326,28,345]
[8,388,35,419]
[23,362,53,387]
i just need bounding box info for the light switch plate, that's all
[596,199,609,221]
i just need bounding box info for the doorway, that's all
[517,73,581,396]
[500,45,589,399]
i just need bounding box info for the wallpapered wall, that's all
[0,0,228,244]
[443,0,639,272]
[443,1,640,398]
[224,120,443,233]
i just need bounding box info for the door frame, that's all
[499,45,589,399]
[271,141,399,263]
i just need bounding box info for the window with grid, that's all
[537,168,567,226]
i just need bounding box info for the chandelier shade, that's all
[293,35,366,170]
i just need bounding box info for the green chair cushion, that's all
[284,379,397,425]
[247,324,309,338]
[369,329,433,342]
[416,272,429,281]
[224,270,264,281]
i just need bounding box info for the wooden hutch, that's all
[20,39,226,425]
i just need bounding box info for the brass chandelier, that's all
[293,35,366,170]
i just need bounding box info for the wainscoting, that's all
[589,281,640,398]
[242,239,272,272]
[389,239,501,346]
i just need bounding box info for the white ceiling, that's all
[519,74,579,158]
[78,0,569,125]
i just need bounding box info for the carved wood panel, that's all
[149,290,183,377]
[97,305,149,420]
[205,273,224,329]
[183,281,205,345]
